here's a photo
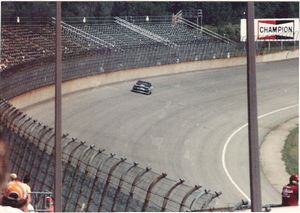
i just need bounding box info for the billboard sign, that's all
[240,18,299,41]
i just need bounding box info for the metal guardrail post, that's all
[4,112,24,158]
[98,158,126,211]
[111,162,138,212]
[161,179,185,212]
[124,167,151,212]
[16,117,32,138]
[63,146,92,211]
[85,153,115,211]
[10,113,27,129]
[5,115,27,162]
[179,185,201,212]
[15,120,37,175]
[62,140,83,183]
[31,133,55,190]
[141,173,167,211]
[73,148,102,211]
[16,123,44,176]
[5,108,20,126]
[202,191,222,209]
[38,135,70,193]
[7,114,26,137]
[7,110,23,128]
[2,107,16,124]
[27,127,52,175]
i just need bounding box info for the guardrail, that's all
[0,98,221,211]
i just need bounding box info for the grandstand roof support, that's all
[246,2,262,212]
[54,1,63,212]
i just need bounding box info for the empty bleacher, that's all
[1,24,90,69]
[1,17,238,72]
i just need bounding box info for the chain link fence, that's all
[0,17,298,211]
[0,98,221,211]
[1,19,297,98]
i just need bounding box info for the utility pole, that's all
[55,1,62,212]
[246,2,262,212]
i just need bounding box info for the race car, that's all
[131,80,153,95]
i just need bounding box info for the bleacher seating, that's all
[137,23,213,43]
[1,24,89,68]
[1,18,236,71]
[74,23,158,47]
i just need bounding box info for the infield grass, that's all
[282,125,298,175]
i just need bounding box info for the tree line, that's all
[1,1,299,41]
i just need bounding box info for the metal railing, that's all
[114,17,177,47]
[30,192,53,212]
[0,98,221,211]
[1,22,297,71]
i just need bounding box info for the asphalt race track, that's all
[24,59,298,207]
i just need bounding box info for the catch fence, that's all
[0,17,297,211]
[0,98,221,211]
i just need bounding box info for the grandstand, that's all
[1,16,240,71]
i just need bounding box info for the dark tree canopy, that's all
[1,1,298,25]
[1,1,298,41]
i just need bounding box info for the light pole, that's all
[246,2,262,212]
[55,1,62,212]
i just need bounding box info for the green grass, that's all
[282,125,298,175]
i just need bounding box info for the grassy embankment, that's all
[282,125,298,175]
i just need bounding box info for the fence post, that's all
[2,107,16,124]
[98,158,126,211]
[7,110,23,128]
[85,153,115,211]
[200,191,222,210]
[7,117,31,163]
[27,127,53,176]
[161,179,184,211]
[73,147,102,211]
[62,140,85,184]
[111,162,138,212]
[179,185,201,212]
[141,173,167,211]
[15,120,37,175]
[124,167,151,212]
[63,145,92,211]
[17,123,45,177]
[31,133,55,190]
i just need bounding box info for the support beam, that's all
[246,2,262,212]
[54,1,62,212]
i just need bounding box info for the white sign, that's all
[240,18,299,41]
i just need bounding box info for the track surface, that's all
[24,59,298,207]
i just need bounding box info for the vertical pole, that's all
[200,12,203,35]
[0,1,2,63]
[55,1,62,212]
[196,17,199,35]
[246,2,262,212]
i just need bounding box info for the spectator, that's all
[282,174,299,206]
[10,174,19,181]
[21,175,34,212]
[0,133,23,213]
[1,181,29,212]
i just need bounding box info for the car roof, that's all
[137,80,151,85]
